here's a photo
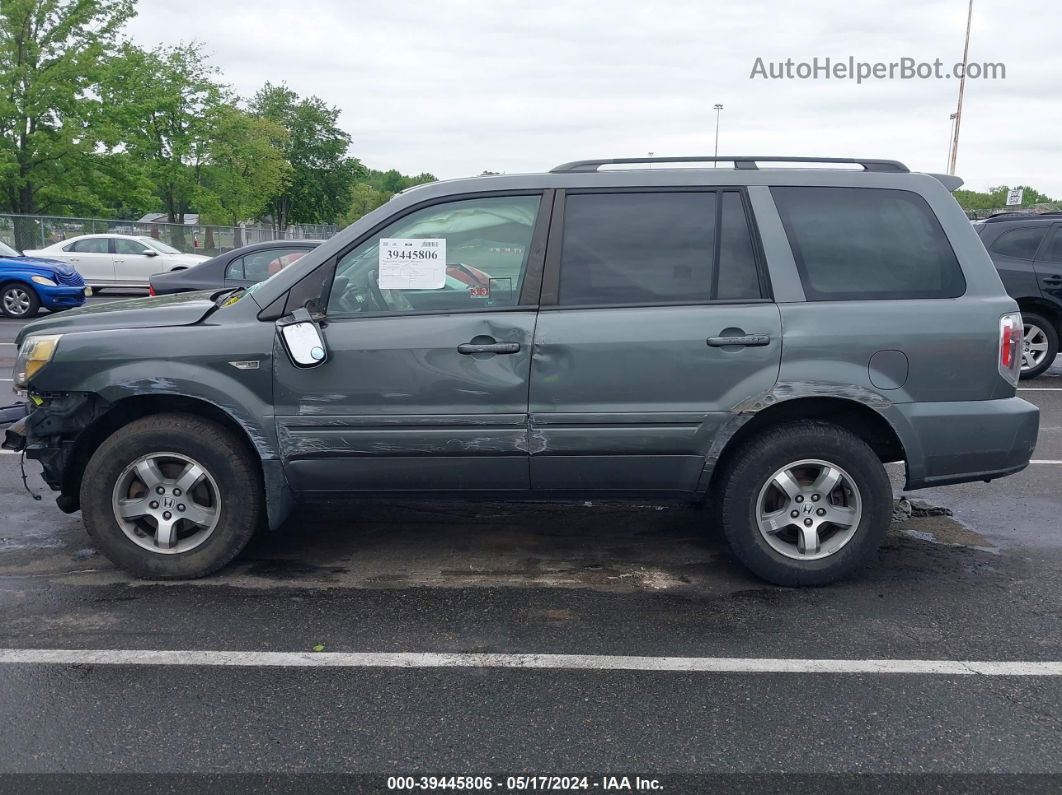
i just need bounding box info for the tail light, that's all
[148,286,156,297]
[999,312,1022,385]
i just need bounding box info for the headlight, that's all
[30,275,56,287]
[13,334,62,388]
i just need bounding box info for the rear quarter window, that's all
[771,186,966,301]
[990,227,1048,260]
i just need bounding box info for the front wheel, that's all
[0,283,40,318]
[80,413,263,579]
[717,421,892,586]
[1020,313,1057,379]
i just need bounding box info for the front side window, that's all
[114,238,151,255]
[991,227,1048,260]
[772,187,965,301]
[327,195,540,315]
[70,238,110,254]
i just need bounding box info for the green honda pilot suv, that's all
[3,156,1039,585]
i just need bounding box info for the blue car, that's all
[0,240,87,318]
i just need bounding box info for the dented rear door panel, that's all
[528,304,782,491]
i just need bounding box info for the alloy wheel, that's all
[111,452,222,554]
[755,458,862,561]
[1022,322,1050,373]
[2,287,31,316]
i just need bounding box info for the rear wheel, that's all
[80,413,263,579]
[717,421,892,586]
[0,283,39,318]
[1020,312,1057,379]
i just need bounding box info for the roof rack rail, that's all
[550,156,910,174]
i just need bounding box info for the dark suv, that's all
[4,156,1039,586]
[976,212,1062,378]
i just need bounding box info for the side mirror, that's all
[143,249,159,257]
[277,308,328,367]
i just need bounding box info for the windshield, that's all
[140,237,181,255]
[0,241,19,257]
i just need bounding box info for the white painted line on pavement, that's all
[1030,459,1062,464]
[0,649,1059,675]
[1018,388,1062,391]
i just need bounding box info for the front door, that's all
[274,193,548,493]
[113,237,159,283]
[529,189,782,491]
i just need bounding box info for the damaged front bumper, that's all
[2,393,109,512]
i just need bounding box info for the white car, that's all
[23,234,208,289]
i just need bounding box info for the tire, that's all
[1019,312,1057,380]
[717,420,892,586]
[0,282,40,318]
[80,413,263,579]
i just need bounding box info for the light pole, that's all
[713,104,724,167]
[948,0,974,175]
[946,112,958,171]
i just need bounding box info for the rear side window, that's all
[772,187,965,301]
[68,238,110,254]
[991,227,1048,260]
[228,249,310,282]
[558,191,763,306]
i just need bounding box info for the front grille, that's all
[55,270,84,287]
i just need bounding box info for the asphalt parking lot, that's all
[0,294,1059,783]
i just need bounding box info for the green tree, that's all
[250,82,362,230]
[954,185,1057,212]
[101,42,227,228]
[343,182,391,224]
[0,0,136,246]
[201,106,290,245]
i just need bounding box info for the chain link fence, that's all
[0,214,339,256]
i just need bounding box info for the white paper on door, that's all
[378,238,447,290]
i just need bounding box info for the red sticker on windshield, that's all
[468,286,490,298]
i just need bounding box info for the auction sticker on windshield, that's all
[379,238,446,290]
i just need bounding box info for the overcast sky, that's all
[127,0,1061,195]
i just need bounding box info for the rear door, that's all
[529,189,781,492]
[65,238,116,285]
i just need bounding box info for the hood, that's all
[0,255,77,276]
[16,289,224,346]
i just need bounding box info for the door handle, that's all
[458,342,521,355]
[706,334,771,347]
